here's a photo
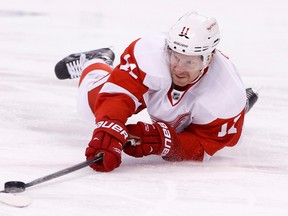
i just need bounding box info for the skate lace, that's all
[66,60,82,79]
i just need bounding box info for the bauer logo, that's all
[173,41,188,48]
[157,122,172,157]
[96,121,128,139]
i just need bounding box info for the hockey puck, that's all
[4,181,26,193]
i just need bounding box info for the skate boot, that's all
[54,48,115,80]
[245,88,258,113]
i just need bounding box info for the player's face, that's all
[170,51,204,87]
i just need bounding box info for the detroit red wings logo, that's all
[207,22,217,30]
[150,113,191,130]
[178,27,190,39]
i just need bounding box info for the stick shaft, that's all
[25,153,103,188]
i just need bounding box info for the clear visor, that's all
[168,49,205,72]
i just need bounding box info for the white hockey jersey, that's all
[78,33,247,161]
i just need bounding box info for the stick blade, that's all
[0,193,32,208]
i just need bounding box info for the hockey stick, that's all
[0,153,103,208]
[3,152,104,194]
[1,141,135,208]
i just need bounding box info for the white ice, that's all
[0,0,287,215]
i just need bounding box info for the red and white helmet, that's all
[167,11,220,67]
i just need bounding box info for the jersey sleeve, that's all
[163,108,246,161]
[93,39,149,123]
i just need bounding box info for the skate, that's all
[54,48,115,80]
[245,88,258,113]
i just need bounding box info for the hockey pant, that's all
[77,59,113,124]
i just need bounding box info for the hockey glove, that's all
[85,119,128,172]
[124,121,177,158]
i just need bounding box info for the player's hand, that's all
[124,121,177,158]
[85,119,128,172]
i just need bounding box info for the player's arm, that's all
[124,109,245,161]
[92,39,148,123]
[165,109,245,161]
[85,40,150,172]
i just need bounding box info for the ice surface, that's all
[0,0,287,215]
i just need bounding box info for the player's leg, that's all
[54,48,115,123]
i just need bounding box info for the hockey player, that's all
[55,11,258,172]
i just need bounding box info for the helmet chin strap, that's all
[191,68,205,84]
[190,53,214,84]
[202,53,212,68]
